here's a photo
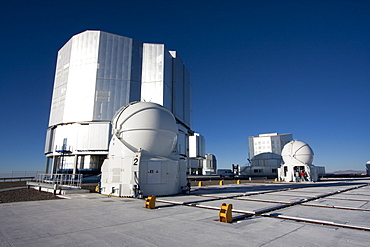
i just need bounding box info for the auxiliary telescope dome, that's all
[281,140,314,165]
[113,101,178,156]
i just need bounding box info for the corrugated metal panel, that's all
[177,129,187,156]
[94,32,142,121]
[163,48,174,111]
[76,123,110,150]
[189,133,205,158]
[169,51,191,129]
[49,30,144,125]
[52,123,110,152]
[63,31,100,123]
[76,124,89,150]
[44,127,54,154]
[52,124,78,152]
[183,68,191,128]
[188,158,203,169]
[141,43,165,105]
[48,37,73,126]
[142,43,175,112]
[172,54,185,124]
[87,123,110,150]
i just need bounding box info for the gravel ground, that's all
[0,181,27,189]
[0,181,61,204]
[0,179,273,204]
[0,181,99,204]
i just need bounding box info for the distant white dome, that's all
[281,140,314,165]
[113,101,178,156]
[251,152,282,161]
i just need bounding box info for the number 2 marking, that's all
[133,158,138,165]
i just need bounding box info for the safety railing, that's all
[0,171,44,182]
[36,174,82,188]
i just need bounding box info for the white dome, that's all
[113,102,178,156]
[281,140,314,165]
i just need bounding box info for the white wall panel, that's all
[183,68,191,127]
[52,124,78,152]
[249,133,293,159]
[87,123,110,150]
[172,53,185,124]
[53,123,110,153]
[141,43,165,105]
[76,124,89,150]
[94,32,142,120]
[189,133,205,158]
[163,49,173,111]
[63,31,100,123]
[141,43,174,111]
[44,127,55,154]
[49,38,72,126]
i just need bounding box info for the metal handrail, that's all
[0,176,35,182]
[36,174,82,188]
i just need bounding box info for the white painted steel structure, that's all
[248,133,293,159]
[187,133,215,175]
[189,133,205,158]
[45,30,193,174]
[100,102,187,197]
[187,158,203,175]
[203,154,217,175]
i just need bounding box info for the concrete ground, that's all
[1,178,369,247]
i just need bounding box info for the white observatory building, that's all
[100,101,187,197]
[44,30,193,175]
[248,133,293,158]
[187,133,217,175]
[278,140,319,182]
[240,133,292,177]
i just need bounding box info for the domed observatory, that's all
[278,140,319,182]
[366,161,370,176]
[100,102,187,197]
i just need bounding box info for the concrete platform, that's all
[27,181,90,195]
[1,178,369,246]
[304,197,370,209]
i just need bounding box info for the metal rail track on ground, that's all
[156,183,370,231]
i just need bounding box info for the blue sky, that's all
[0,0,369,173]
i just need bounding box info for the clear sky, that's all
[1,0,369,173]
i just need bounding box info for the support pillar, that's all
[45,157,52,174]
[73,155,78,177]
[51,156,58,175]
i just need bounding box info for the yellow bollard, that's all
[145,195,156,209]
[274,178,278,182]
[219,180,224,185]
[219,203,233,223]
[198,181,203,187]
[236,180,241,184]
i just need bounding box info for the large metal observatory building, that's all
[44,30,192,175]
